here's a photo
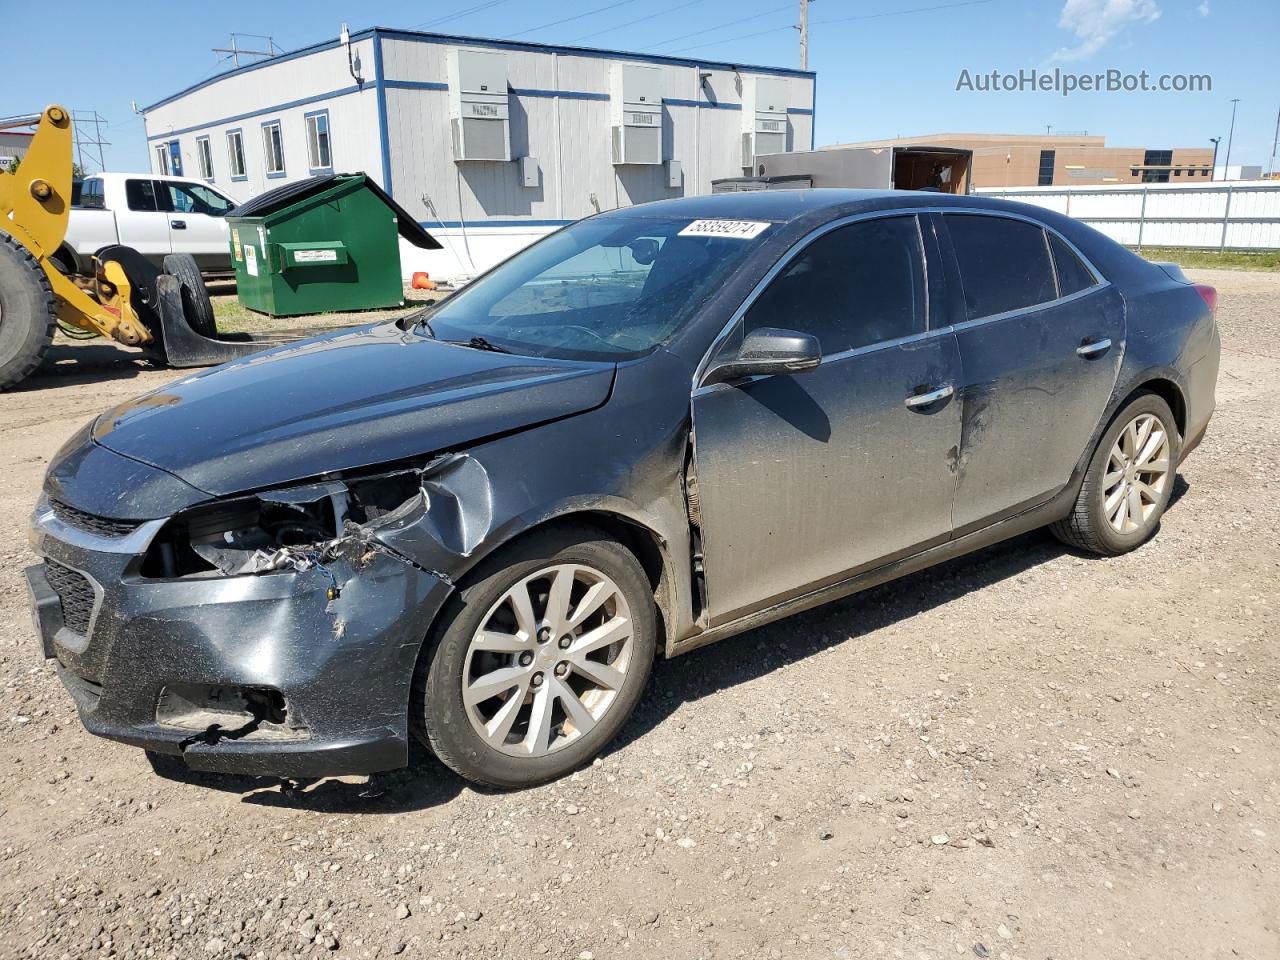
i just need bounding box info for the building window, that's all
[1142,149,1172,183]
[154,143,170,175]
[261,120,286,178]
[1174,168,1182,176]
[226,129,247,180]
[1037,149,1055,186]
[305,110,332,172]
[196,136,214,180]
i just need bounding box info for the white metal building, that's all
[141,27,816,280]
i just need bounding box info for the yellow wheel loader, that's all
[0,105,279,390]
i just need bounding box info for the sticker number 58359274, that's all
[677,220,771,239]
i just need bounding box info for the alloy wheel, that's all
[462,563,635,757]
[1102,412,1171,534]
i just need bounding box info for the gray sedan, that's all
[28,189,1219,788]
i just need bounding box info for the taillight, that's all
[1193,283,1217,314]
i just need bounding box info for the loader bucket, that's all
[150,275,290,368]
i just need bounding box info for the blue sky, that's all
[7,0,1277,172]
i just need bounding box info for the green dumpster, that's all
[225,173,441,317]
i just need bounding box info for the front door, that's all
[692,214,963,625]
[159,181,234,271]
[938,213,1125,532]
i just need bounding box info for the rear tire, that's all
[413,525,657,789]
[1051,392,1180,556]
[0,234,56,390]
[162,253,216,337]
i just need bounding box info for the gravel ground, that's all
[0,269,1275,960]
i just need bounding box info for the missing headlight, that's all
[140,471,427,579]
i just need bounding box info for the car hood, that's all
[92,323,616,497]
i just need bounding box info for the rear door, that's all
[937,212,1124,532]
[691,213,963,624]
[158,181,234,271]
[113,178,172,264]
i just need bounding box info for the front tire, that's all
[0,234,56,390]
[1051,392,1180,555]
[413,526,656,789]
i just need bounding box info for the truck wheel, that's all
[162,253,216,337]
[0,234,56,390]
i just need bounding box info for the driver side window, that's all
[743,215,926,355]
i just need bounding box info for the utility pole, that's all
[1046,124,1052,136]
[1209,136,1221,181]
[1268,102,1279,179]
[1223,97,1240,175]
[799,0,810,71]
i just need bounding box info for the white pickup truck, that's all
[60,173,238,275]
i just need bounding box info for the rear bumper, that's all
[26,514,453,779]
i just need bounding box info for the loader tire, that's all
[162,253,216,338]
[0,234,56,390]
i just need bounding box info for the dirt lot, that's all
[0,269,1275,960]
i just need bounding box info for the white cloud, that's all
[1197,0,1210,15]
[1051,0,1162,61]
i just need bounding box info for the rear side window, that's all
[946,214,1057,320]
[744,215,926,355]
[125,179,159,212]
[79,178,105,209]
[1048,232,1097,297]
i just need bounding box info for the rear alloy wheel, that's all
[1100,412,1172,535]
[414,527,656,788]
[1050,392,1180,555]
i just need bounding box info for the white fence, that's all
[975,180,1280,250]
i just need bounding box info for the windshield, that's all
[417,216,771,360]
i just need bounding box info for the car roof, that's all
[93,172,210,184]
[601,188,1020,224]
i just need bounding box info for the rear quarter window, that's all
[946,214,1058,320]
[1048,232,1098,297]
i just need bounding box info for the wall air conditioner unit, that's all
[741,76,789,169]
[610,63,663,165]
[447,48,510,161]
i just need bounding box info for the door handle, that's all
[905,384,955,409]
[1076,337,1112,358]
[170,219,187,229]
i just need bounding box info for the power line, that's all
[508,0,647,39]
[566,0,710,44]
[664,20,796,54]
[661,0,997,56]
[645,2,793,51]
[412,0,516,31]
[813,0,994,26]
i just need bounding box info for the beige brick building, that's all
[822,133,1215,188]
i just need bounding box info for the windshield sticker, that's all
[678,219,771,240]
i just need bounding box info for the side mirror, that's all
[703,327,822,386]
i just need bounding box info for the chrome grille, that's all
[49,499,140,538]
[44,560,96,635]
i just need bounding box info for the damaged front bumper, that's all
[26,495,454,778]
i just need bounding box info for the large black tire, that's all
[1050,392,1181,556]
[0,234,56,390]
[413,525,657,789]
[161,253,216,338]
